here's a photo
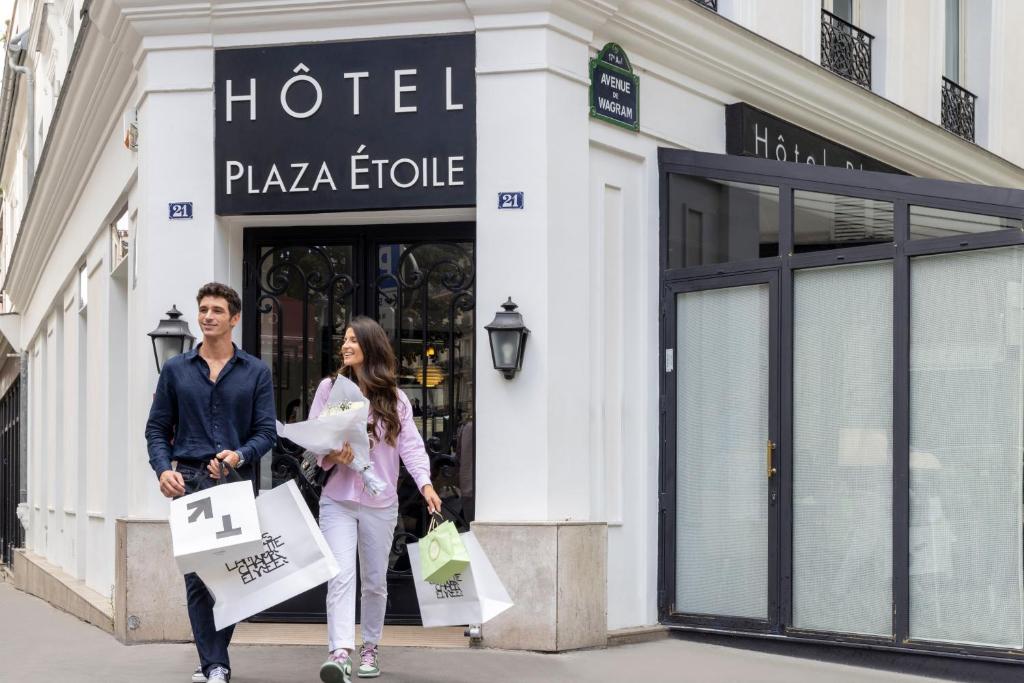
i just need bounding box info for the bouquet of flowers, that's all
[276,398,386,496]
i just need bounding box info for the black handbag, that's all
[298,449,329,489]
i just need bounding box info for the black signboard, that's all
[589,43,639,131]
[215,35,475,215]
[725,103,904,174]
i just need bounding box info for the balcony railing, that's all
[821,9,873,89]
[941,77,977,142]
[692,0,718,10]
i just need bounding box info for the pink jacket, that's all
[309,377,432,508]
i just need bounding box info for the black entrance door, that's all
[242,224,475,623]
[0,378,21,566]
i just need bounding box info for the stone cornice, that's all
[4,14,137,310]
[94,0,1024,189]
[7,0,1024,320]
[603,0,1024,186]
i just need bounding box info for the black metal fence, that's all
[0,379,21,566]
[941,77,977,142]
[820,9,873,89]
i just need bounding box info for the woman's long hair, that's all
[339,316,401,446]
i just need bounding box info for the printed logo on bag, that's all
[225,533,290,585]
[187,495,245,539]
[428,538,441,561]
[433,574,465,600]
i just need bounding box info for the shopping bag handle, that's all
[427,511,446,533]
[207,458,244,485]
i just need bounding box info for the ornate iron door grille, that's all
[0,379,20,566]
[242,225,475,623]
[821,9,873,89]
[941,77,977,142]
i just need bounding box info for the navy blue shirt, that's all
[145,344,277,478]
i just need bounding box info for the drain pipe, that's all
[7,30,33,182]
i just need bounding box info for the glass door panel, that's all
[675,281,772,620]
[374,241,476,614]
[909,246,1024,648]
[255,244,356,497]
[792,262,893,636]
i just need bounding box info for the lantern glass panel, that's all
[155,336,183,369]
[490,329,521,369]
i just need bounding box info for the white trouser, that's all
[319,496,399,652]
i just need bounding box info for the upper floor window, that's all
[78,263,87,312]
[110,208,129,273]
[944,0,964,83]
[940,0,976,142]
[821,0,873,89]
[826,0,856,24]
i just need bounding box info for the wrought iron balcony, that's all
[941,77,977,142]
[820,10,873,89]
[692,0,717,10]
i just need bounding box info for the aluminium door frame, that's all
[658,149,1024,663]
[660,269,782,633]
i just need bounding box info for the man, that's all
[145,282,276,683]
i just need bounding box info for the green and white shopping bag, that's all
[419,513,470,584]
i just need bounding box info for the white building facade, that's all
[0,0,1023,660]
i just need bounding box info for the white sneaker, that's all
[192,666,207,683]
[207,666,230,683]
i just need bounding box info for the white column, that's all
[473,8,597,524]
[113,43,219,643]
[128,44,218,520]
[469,4,610,650]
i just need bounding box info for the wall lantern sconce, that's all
[147,305,195,373]
[485,297,530,380]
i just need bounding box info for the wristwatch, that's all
[234,450,246,467]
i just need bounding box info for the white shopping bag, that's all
[198,479,340,630]
[169,478,263,575]
[408,531,513,627]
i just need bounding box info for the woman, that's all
[310,317,441,683]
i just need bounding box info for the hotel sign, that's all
[725,103,903,174]
[589,43,639,132]
[214,35,476,215]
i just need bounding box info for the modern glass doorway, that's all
[242,223,475,623]
[658,150,1024,662]
[665,272,781,631]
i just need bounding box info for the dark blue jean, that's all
[177,462,236,677]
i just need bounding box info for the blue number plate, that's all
[497,192,524,210]
[169,202,194,220]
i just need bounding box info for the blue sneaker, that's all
[319,649,352,683]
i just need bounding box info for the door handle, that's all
[767,439,777,479]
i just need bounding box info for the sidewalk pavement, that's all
[0,581,964,682]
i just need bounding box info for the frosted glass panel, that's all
[910,246,1024,648]
[676,285,768,619]
[793,262,893,635]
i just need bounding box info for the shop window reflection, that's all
[667,176,779,267]
[910,205,1022,240]
[375,241,476,572]
[794,190,893,252]
[257,244,356,495]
